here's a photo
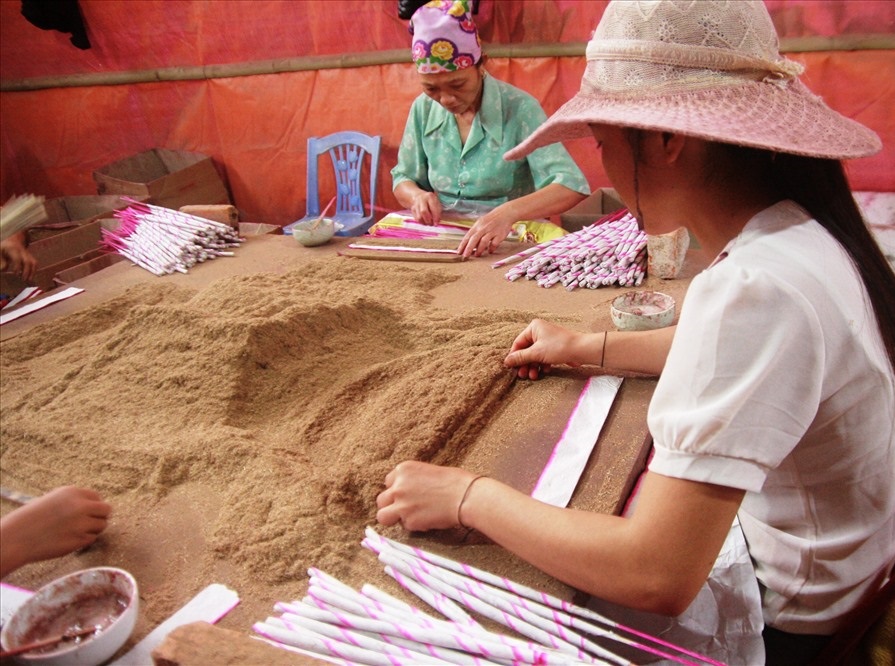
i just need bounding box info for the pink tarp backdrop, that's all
[1,0,893,226]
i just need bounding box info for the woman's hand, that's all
[411,191,443,226]
[458,205,517,257]
[376,461,477,532]
[0,486,111,578]
[504,319,588,380]
[394,182,443,225]
[0,232,38,282]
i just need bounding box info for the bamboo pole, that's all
[1,35,892,93]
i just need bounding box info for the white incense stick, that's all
[365,529,723,666]
[376,550,599,664]
[0,194,47,241]
[255,619,398,666]
[285,595,569,665]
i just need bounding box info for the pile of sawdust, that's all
[0,261,538,593]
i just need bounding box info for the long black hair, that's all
[629,128,895,374]
[736,145,895,372]
[770,152,895,374]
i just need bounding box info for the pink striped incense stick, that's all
[384,548,627,666]
[490,234,566,269]
[389,549,694,666]
[281,606,492,666]
[289,591,575,665]
[104,201,241,276]
[255,619,401,665]
[278,614,455,665]
[310,571,472,640]
[361,584,440,623]
[365,529,725,666]
[377,551,599,663]
[503,210,647,290]
[309,569,444,626]
[356,585,555,664]
[382,564,481,628]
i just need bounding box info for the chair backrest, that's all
[305,131,381,232]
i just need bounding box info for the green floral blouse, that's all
[391,74,590,215]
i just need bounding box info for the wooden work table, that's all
[0,232,708,663]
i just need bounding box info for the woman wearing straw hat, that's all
[392,0,590,258]
[378,1,895,662]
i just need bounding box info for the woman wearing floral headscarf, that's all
[379,1,894,663]
[392,0,590,258]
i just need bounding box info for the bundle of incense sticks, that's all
[101,199,242,276]
[254,528,723,666]
[0,194,47,242]
[499,210,647,290]
[368,213,470,241]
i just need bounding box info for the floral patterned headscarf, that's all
[410,0,482,74]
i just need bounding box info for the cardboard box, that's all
[93,148,231,210]
[53,253,125,287]
[26,195,137,242]
[560,188,625,232]
[27,220,111,291]
[1,219,123,296]
[238,222,279,236]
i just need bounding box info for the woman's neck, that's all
[676,144,784,258]
[688,188,783,259]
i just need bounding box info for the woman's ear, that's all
[640,130,686,166]
[660,132,686,164]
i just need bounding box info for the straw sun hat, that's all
[506,0,881,161]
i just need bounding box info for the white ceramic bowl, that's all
[0,567,139,666]
[291,218,339,247]
[611,290,676,331]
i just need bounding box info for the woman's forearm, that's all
[564,326,677,376]
[602,325,677,376]
[394,181,427,209]
[497,183,587,223]
[461,472,743,615]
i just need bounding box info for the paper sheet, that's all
[0,287,83,325]
[532,375,623,508]
[110,583,240,665]
[0,286,42,311]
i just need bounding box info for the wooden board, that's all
[339,248,466,262]
[348,238,461,250]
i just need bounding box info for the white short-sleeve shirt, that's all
[648,201,895,634]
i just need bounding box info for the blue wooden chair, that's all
[283,131,381,238]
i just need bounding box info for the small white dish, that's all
[0,567,139,666]
[291,218,343,247]
[611,290,675,331]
